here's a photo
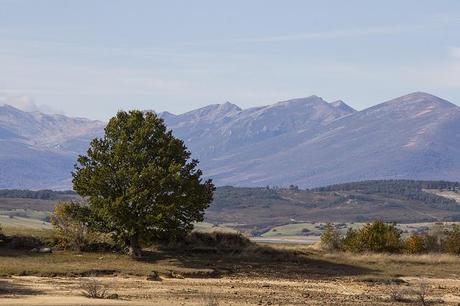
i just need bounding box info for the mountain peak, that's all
[0,104,23,113]
[218,101,242,112]
[384,92,456,109]
[329,100,356,114]
[275,95,325,107]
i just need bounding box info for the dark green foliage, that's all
[341,221,402,253]
[51,201,98,251]
[177,231,252,252]
[320,223,342,251]
[72,110,215,257]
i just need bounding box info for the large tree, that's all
[72,110,215,257]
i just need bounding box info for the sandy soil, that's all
[1,275,459,305]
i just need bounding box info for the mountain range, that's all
[1,92,459,189]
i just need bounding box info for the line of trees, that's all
[314,180,460,210]
[321,221,460,254]
[0,189,75,200]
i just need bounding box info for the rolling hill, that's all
[1,180,459,231]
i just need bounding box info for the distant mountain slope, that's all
[163,92,460,187]
[0,92,459,189]
[0,104,104,189]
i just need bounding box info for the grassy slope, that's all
[0,215,51,229]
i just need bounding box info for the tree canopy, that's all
[72,110,215,257]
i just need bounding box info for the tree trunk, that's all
[127,236,142,258]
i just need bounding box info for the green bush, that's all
[180,231,252,251]
[443,225,460,254]
[342,221,402,253]
[342,228,360,252]
[320,223,342,251]
[51,201,100,251]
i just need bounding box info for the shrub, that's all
[342,228,360,252]
[80,278,107,299]
[343,221,402,253]
[180,231,251,251]
[320,223,342,251]
[404,234,426,254]
[51,201,98,251]
[412,279,430,306]
[5,236,43,250]
[443,225,460,254]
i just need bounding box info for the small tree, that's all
[51,201,94,251]
[320,223,342,251]
[342,228,361,252]
[343,221,402,253]
[443,225,460,254]
[72,111,215,258]
[404,234,426,254]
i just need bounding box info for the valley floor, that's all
[1,274,460,305]
[0,246,459,305]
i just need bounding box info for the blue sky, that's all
[0,0,459,120]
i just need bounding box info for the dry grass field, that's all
[1,226,459,305]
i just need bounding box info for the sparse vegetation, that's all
[51,201,99,251]
[201,291,219,306]
[387,282,406,302]
[413,279,430,306]
[320,223,342,251]
[80,278,107,299]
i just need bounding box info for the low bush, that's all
[342,221,402,253]
[320,223,342,251]
[404,224,460,254]
[443,225,460,254]
[404,234,426,254]
[4,236,43,250]
[321,221,404,253]
[80,278,107,299]
[178,231,252,251]
[0,225,4,242]
[51,201,101,251]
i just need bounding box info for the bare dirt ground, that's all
[1,274,460,305]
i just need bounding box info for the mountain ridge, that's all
[0,91,459,189]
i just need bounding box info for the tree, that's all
[51,201,95,251]
[320,223,342,251]
[72,111,215,258]
[343,221,402,253]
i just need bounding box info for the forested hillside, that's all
[1,180,460,231]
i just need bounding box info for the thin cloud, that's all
[179,24,435,47]
[0,93,62,114]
